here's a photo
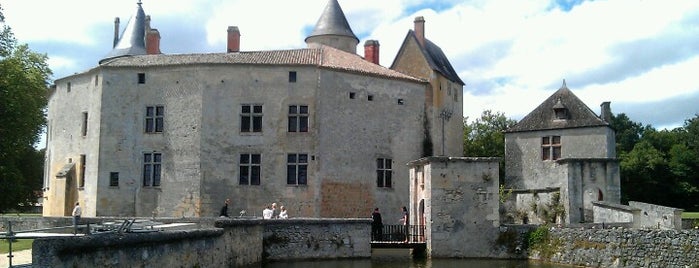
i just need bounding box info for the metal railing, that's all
[371,224,424,243]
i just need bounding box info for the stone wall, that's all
[18,218,369,267]
[628,201,683,230]
[530,227,699,267]
[261,218,372,260]
[592,201,639,226]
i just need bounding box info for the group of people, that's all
[218,199,288,219]
[262,202,288,219]
[371,206,409,242]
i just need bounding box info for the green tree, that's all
[0,5,51,213]
[463,110,517,181]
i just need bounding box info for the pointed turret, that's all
[305,0,359,54]
[100,1,147,63]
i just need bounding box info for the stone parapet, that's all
[531,227,699,267]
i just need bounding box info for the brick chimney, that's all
[227,26,240,53]
[364,40,380,64]
[146,29,161,54]
[113,17,120,48]
[600,102,612,123]
[414,16,425,47]
[144,15,161,54]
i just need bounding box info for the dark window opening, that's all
[79,154,86,188]
[143,152,162,187]
[145,106,164,133]
[288,105,309,132]
[397,99,404,105]
[289,71,297,83]
[67,82,71,93]
[81,112,88,136]
[368,95,374,101]
[138,73,146,84]
[239,153,261,185]
[241,104,263,133]
[110,172,119,187]
[377,158,392,188]
[349,92,356,99]
[287,153,308,185]
[542,135,562,160]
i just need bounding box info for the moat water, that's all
[261,249,570,268]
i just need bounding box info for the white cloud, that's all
[4,0,699,129]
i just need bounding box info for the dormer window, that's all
[553,98,567,120]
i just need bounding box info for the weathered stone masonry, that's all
[29,218,371,267]
[531,227,699,268]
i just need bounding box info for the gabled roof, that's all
[506,82,609,133]
[100,1,147,63]
[391,30,464,86]
[305,0,358,43]
[99,45,425,83]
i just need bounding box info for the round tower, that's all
[305,0,359,54]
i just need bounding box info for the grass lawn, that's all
[0,239,33,254]
[683,212,699,219]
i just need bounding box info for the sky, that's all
[3,0,699,131]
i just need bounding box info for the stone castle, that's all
[42,0,464,219]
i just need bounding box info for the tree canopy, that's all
[0,5,52,213]
[611,113,699,210]
[463,110,518,181]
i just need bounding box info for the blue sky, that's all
[3,0,699,132]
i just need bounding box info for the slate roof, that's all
[305,0,358,43]
[505,82,609,133]
[99,45,425,83]
[391,30,465,86]
[100,2,147,63]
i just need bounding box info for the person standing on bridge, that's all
[400,206,409,242]
[72,202,82,235]
[371,208,383,241]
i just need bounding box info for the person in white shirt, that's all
[279,206,288,219]
[72,202,82,234]
[262,204,273,219]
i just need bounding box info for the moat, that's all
[261,249,569,268]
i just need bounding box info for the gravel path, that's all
[0,249,32,266]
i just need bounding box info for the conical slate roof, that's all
[100,2,147,63]
[305,0,358,42]
[506,81,609,133]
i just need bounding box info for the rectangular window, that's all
[376,158,392,188]
[288,105,309,132]
[542,136,562,160]
[138,73,146,84]
[95,75,99,86]
[81,112,88,136]
[79,154,86,188]
[145,105,164,133]
[287,153,308,185]
[368,95,374,101]
[241,104,263,132]
[289,71,297,83]
[349,92,356,99]
[109,172,119,187]
[67,82,71,93]
[239,153,261,185]
[143,152,162,187]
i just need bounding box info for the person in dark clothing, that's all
[371,207,383,241]
[401,206,409,242]
[219,199,230,217]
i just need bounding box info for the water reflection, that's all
[262,249,568,268]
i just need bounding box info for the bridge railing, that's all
[371,224,424,243]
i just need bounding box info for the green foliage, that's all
[0,239,34,254]
[463,110,517,181]
[498,185,513,204]
[0,9,51,213]
[526,225,549,248]
[613,113,699,211]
